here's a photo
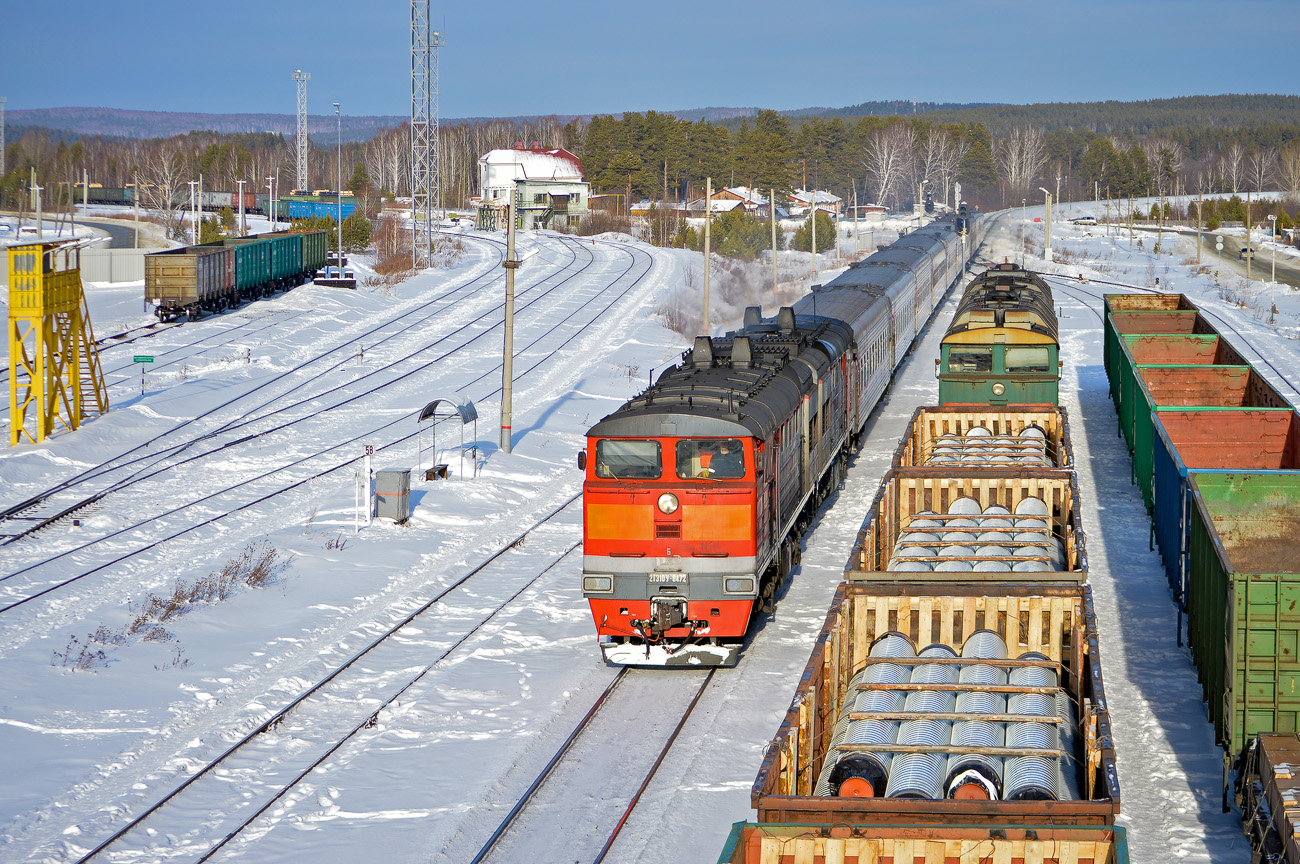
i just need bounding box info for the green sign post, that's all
[134,355,153,396]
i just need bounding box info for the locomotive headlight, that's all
[991,382,1007,396]
[724,577,755,594]
[583,575,613,592]
[657,492,679,514]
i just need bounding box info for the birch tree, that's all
[1248,146,1277,193]
[1277,142,1300,198]
[862,123,914,210]
[994,125,1048,197]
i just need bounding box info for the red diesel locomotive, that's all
[579,211,987,666]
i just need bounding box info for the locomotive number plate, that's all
[648,573,687,583]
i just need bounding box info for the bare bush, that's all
[52,541,293,671]
[570,211,632,237]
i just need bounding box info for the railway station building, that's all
[472,147,590,231]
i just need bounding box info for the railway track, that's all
[0,237,520,544]
[0,238,653,619]
[58,497,582,863]
[466,667,717,864]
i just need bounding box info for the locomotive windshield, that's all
[947,346,992,373]
[593,439,661,479]
[1005,346,1051,373]
[676,439,746,480]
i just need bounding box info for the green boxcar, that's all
[1122,362,1290,509]
[1188,472,1300,769]
[295,229,327,277]
[204,236,273,295]
[259,231,303,284]
[1102,293,1200,407]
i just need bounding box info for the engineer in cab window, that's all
[710,440,744,478]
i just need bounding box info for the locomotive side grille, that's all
[655,522,681,539]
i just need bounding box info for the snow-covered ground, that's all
[2,202,1296,862]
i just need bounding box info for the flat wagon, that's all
[751,582,1119,825]
[847,470,1087,584]
[718,821,1130,864]
[890,406,1073,472]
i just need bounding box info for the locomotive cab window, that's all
[1005,346,1051,373]
[676,439,746,479]
[593,439,661,479]
[947,346,992,373]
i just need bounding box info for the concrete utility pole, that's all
[810,191,817,277]
[703,177,711,334]
[499,194,517,454]
[1040,188,1052,262]
[266,176,276,227]
[1196,189,1203,266]
[292,70,310,193]
[133,174,140,248]
[771,188,778,295]
[1246,192,1253,280]
[852,181,859,257]
[335,102,343,261]
[236,179,246,235]
[31,168,42,239]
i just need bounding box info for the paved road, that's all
[79,218,143,249]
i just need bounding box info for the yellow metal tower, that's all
[7,241,109,445]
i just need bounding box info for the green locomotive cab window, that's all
[594,439,662,479]
[676,438,746,480]
[947,346,992,373]
[1005,346,1051,373]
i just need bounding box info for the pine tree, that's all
[790,210,835,253]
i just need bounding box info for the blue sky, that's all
[5,0,1297,118]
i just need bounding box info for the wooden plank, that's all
[1050,597,1065,662]
[940,596,955,647]
[875,595,890,642]
[760,836,782,864]
[924,839,946,864]
[1060,839,1080,864]
[848,710,1067,723]
[893,838,913,864]
[959,840,983,864]
[825,836,847,864]
[834,742,1066,757]
[919,597,935,646]
[1025,839,1045,864]
[1006,596,1021,653]
[793,836,815,864]
[991,840,1013,864]
[859,657,1062,669]
[1029,597,1045,655]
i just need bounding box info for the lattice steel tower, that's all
[292,70,310,194]
[410,3,443,268]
